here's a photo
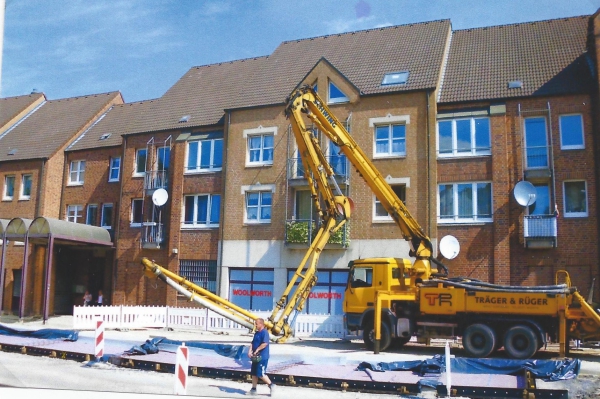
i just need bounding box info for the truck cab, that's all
[344,258,417,351]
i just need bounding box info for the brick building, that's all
[0,92,123,316]
[1,11,600,317]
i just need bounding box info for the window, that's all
[247,134,274,166]
[20,174,32,199]
[382,71,409,86]
[524,117,548,168]
[559,114,584,150]
[564,181,587,217]
[246,191,272,223]
[131,199,143,225]
[180,260,218,293]
[287,269,348,314]
[157,147,170,171]
[437,117,491,157]
[69,160,85,184]
[66,205,83,223]
[101,204,113,228]
[438,182,492,223]
[528,184,550,216]
[3,175,15,200]
[134,149,147,176]
[229,269,274,311]
[375,124,406,157]
[183,194,221,227]
[86,204,98,225]
[328,81,349,104]
[187,138,223,172]
[374,185,406,221]
[109,157,121,182]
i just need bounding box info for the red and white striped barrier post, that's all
[95,319,105,359]
[174,343,189,395]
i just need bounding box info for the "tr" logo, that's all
[423,293,453,306]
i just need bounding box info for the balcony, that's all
[287,156,349,185]
[285,219,349,248]
[524,145,551,182]
[145,170,169,192]
[142,222,164,249]
[524,215,557,248]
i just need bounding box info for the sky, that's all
[1,0,599,103]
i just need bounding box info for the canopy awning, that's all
[28,217,112,246]
[5,218,33,242]
[0,219,10,235]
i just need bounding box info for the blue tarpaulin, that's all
[125,337,246,360]
[356,355,580,381]
[0,323,78,341]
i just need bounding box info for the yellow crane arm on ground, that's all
[141,89,353,342]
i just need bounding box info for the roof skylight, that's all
[99,133,112,141]
[508,80,523,89]
[179,115,191,123]
[382,71,409,86]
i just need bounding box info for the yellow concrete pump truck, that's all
[142,85,600,359]
[285,86,600,359]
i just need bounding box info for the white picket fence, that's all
[73,305,346,338]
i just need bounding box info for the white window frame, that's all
[241,184,275,224]
[563,180,588,218]
[559,114,585,150]
[437,181,493,224]
[20,174,32,200]
[66,204,83,223]
[369,115,410,159]
[372,178,410,222]
[3,175,15,200]
[244,126,276,167]
[101,203,113,229]
[134,149,147,177]
[86,204,98,225]
[185,138,223,173]
[109,156,121,182]
[68,160,86,185]
[130,198,144,226]
[182,193,221,229]
[437,117,491,158]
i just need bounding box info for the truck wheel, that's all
[363,322,392,351]
[463,323,496,358]
[503,325,539,359]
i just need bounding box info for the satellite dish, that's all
[514,181,536,207]
[439,235,460,260]
[152,188,169,206]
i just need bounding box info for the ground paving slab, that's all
[0,315,593,398]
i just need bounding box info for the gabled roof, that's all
[67,99,157,151]
[439,15,593,103]
[124,56,269,135]
[124,19,451,134]
[0,92,122,161]
[0,93,46,130]
[254,19,451,104]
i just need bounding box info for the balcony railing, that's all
[524,215,557,248]
[287,156,349,181]
[525,145,549,169]
[142,222,164,249]
[285,219,349,247]
[145,169,169,191]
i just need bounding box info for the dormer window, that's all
[328,81,348,104]
[382,71,409,86]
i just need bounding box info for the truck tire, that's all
[463,323,497,358]
[363,322,392,351]
[503,324,539,359]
